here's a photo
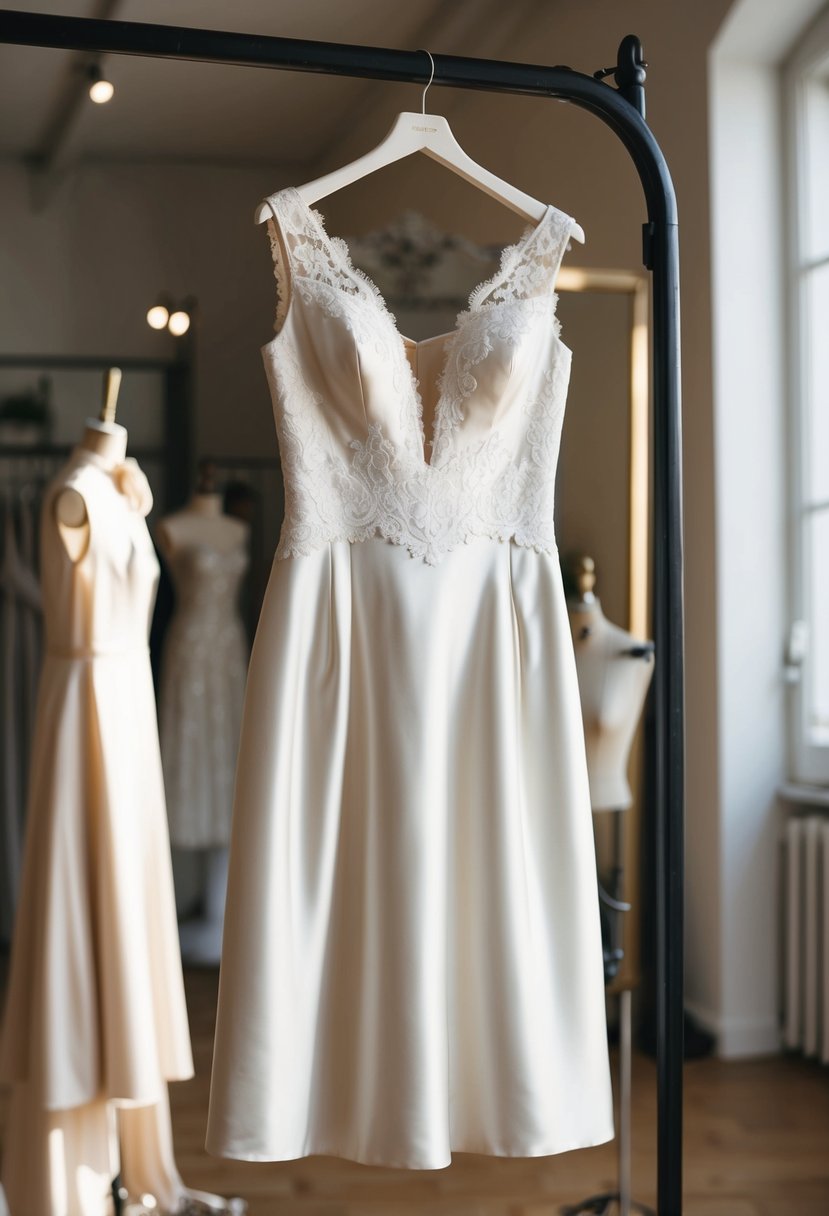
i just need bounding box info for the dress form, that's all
[0,377,236,1214]
[158,491,249,555]
[568,557,654,812]
[55,417,128,532]
[566,556,654,1216]
[158,462,249,966]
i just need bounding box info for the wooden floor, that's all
[175,971,829,1216]
[3,966,829,1215]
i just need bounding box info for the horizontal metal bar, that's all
[0,443,165,459]
[0,7,584,92]
[0,353,182,371]
[0,8,678,231]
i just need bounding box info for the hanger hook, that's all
[419,49,435,114]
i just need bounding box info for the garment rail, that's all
[0,11,685,1214]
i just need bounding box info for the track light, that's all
[87,64,114,104]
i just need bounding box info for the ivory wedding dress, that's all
[0,448,194,1213]
[207,187,614,1169]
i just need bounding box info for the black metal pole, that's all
[649,195,685,1216]
[614,40,685,1216]
[0,11,685,1213]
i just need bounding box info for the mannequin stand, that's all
[562,814,655,1216]
[561,990,654,1216]
[178,847,229,966]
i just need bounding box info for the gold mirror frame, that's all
[557,265,651,996]
[557,265,650,640]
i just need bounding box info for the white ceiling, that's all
[0,0,544,167]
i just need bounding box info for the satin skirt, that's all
[0,650,193,1109]
[207,536,614,1169]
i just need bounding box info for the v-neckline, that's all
[283,187,557,470]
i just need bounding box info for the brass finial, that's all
[575,554,596,602]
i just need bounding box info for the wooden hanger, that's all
[255,51,585,243]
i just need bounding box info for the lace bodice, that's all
[261,186,578,566]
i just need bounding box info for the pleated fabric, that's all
[207,536,614,1168]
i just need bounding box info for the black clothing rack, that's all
[0,11,685,1215]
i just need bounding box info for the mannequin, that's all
[0,372,238,1215]
[566,555,655,1216]
[568,556,654,812]
[157,464,249,556]
[157,460,249,966]
[54,434,127,524]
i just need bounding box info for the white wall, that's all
[705,58,786,1054]
[703,0,827,1056]
[0,158,290,460]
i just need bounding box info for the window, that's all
[784,4,829,783]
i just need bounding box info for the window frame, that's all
[782,2,829,785]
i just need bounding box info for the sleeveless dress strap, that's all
[469,205,577,312]
[261,188,358,335]
[261,192,293,334]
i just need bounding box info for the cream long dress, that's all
[0,448,194,1215]
[206,188,614,1169]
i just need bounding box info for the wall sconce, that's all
[168,308,191,337]
[146,294,196,337]
[87,64,114,104]
[146,294,172,330]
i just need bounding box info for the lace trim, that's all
[263,188,574,464]
[266,217,289,332]
[268,186,574,330]
[260,186,577,565]
[468,210,574,310]
[432,295,557,457]
[265,189,422,458]
[268,338,570,566]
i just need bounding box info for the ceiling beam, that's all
[28,0,121,210]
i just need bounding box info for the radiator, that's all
[783,815,829,1061]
